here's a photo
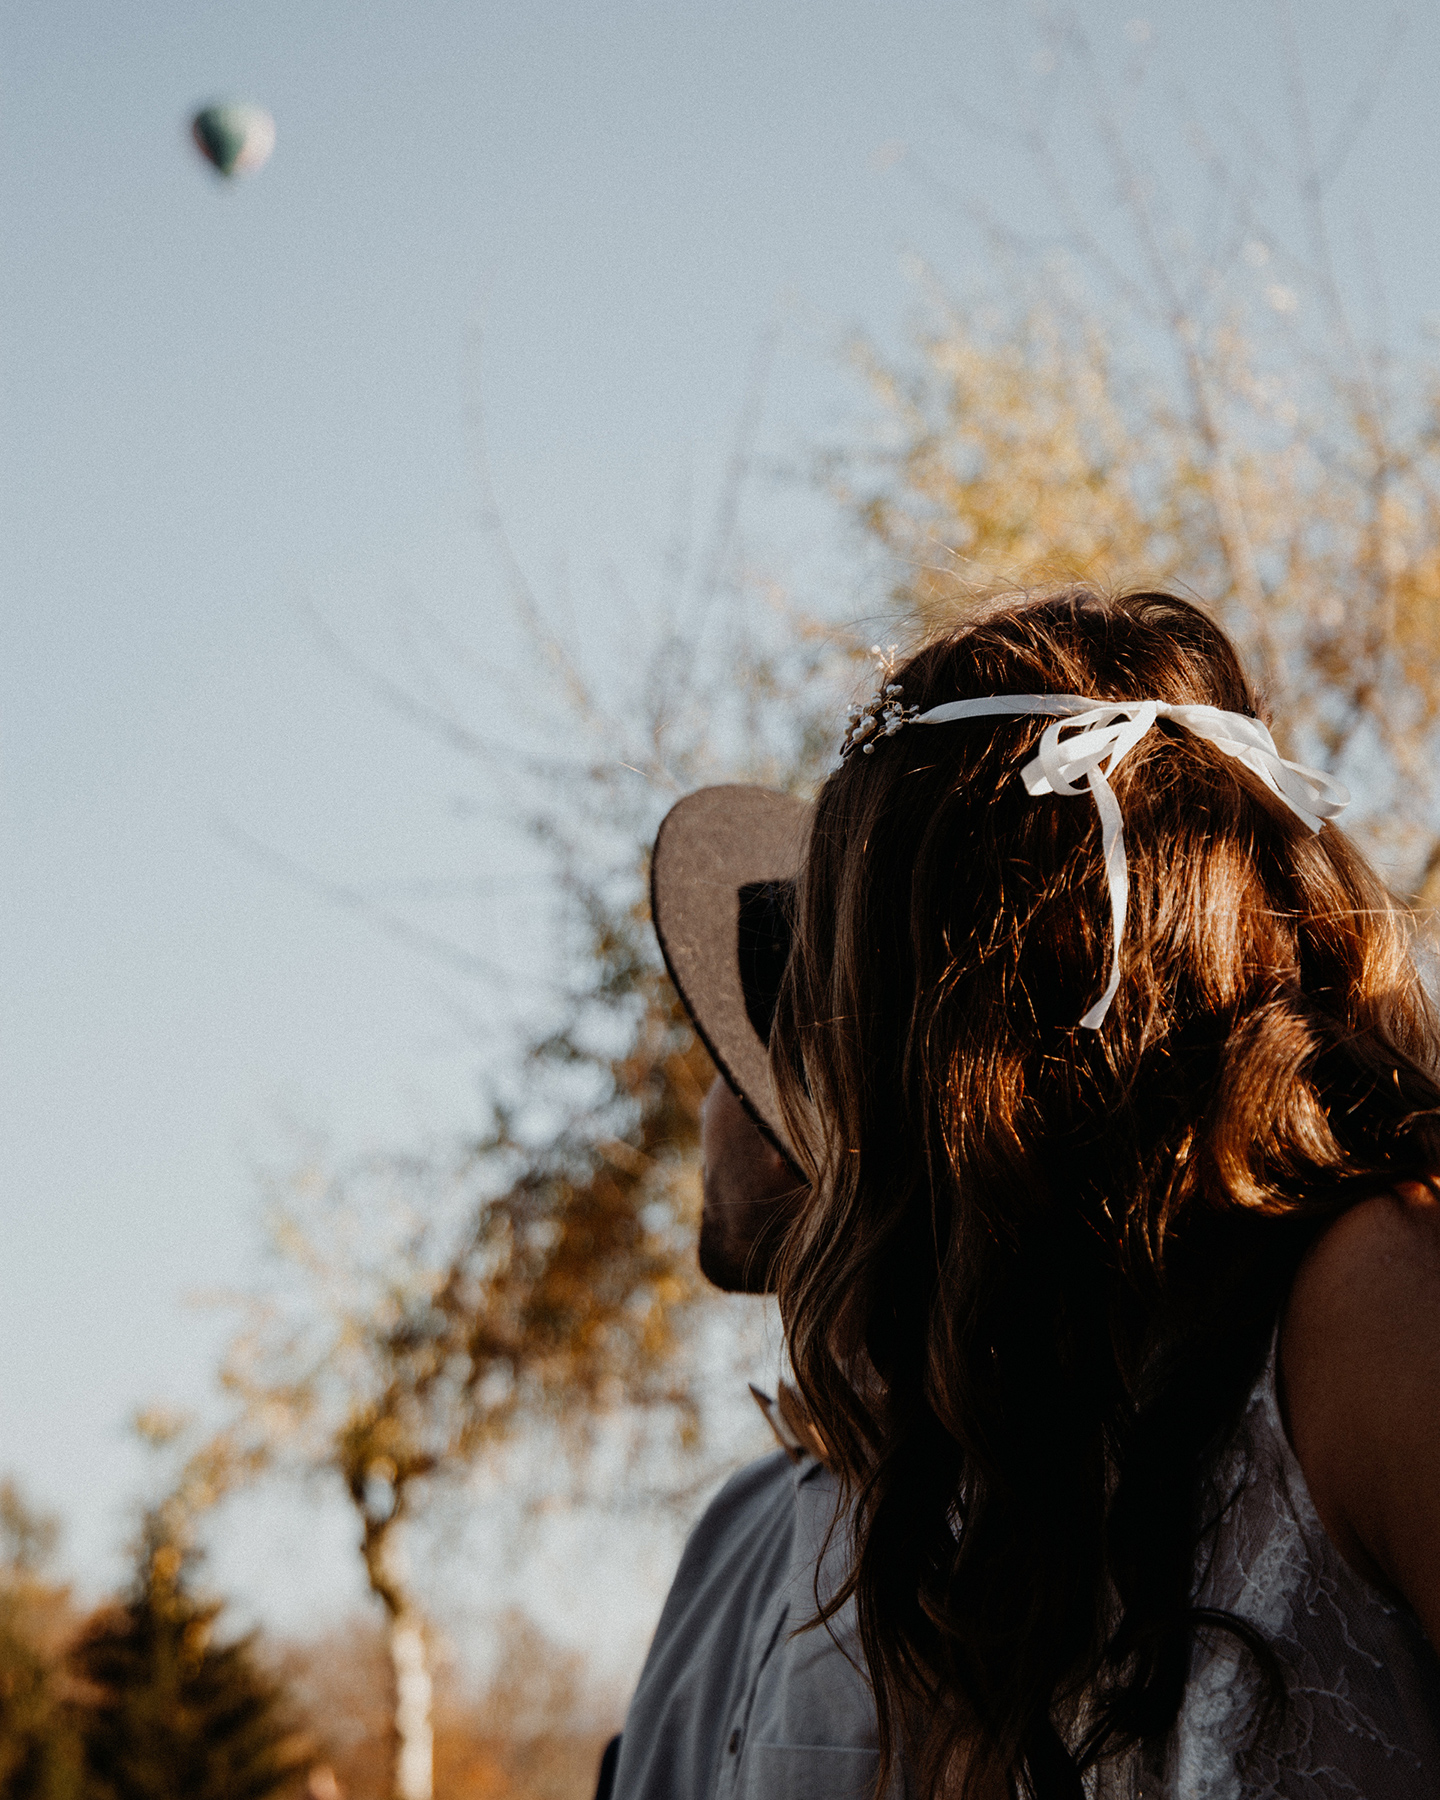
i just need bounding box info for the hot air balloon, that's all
[191,102,275,178]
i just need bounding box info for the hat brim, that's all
[651,785,809,1164]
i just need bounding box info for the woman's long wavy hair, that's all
[771,589,1440,1800]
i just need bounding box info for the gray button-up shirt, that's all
[612,1447,890,1800]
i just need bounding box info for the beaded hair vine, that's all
[839,647,919,758]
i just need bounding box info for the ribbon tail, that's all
[1078,767,1128,1031]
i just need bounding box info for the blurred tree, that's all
[839,292,1440,883]
[184,323,857,1800]
[165,874,719,1800]
[0,1485,61,1580]
[69,1510,310,1800]
[0,1481,85,1800]
[280,1609,621,1800]
[833,15,1440,890]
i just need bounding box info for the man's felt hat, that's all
[650,785,807,1162]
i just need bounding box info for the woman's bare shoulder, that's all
[1280,1182,1440,1638]
[1287,1183,1440,1323]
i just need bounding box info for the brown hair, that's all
[771,589,1440,1800]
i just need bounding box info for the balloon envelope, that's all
[191,103,275,178]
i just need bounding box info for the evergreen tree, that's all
[0,1594,85,1800]
[0,1480,85,1800]
[70,1514,310,1800]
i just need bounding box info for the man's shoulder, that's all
[706,1446,804,1509]
[677,1449,801,1569]
[614,1451,860,1800]
[615,1452,803,1788]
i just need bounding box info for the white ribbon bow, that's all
[908,694,1351,1029]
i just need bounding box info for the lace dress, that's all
[1108,1333,1440,1798]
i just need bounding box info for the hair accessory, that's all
[840,646,921,758]
[891,693,1350,1030]
[840,683,920,757]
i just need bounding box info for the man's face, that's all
[697,1075,806,1293]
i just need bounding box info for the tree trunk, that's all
[359,1506,435,1800]
[389,1610,434,1800]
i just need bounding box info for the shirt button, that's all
[728,1729,742,1755]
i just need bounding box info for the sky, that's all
[4,0,1440,1673]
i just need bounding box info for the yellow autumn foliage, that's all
[837,292,1440,891]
